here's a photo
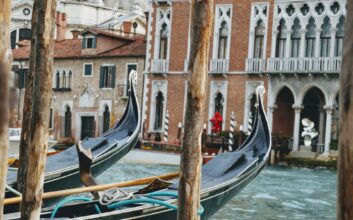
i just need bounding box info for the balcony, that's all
[267,57,342,73]
[209,59,229,74]
[151,59,169,74]
[246,58,266,73]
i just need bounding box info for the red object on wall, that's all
[210,112,223,134]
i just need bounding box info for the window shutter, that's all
[82,37,86,49]
[111,66,116,88]
[99,66,104,88]
[93,37,97,48]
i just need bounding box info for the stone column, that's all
[285,30,293,58]
[318,109,325,145]
[271,30,278,58]
[314,28,322,57]
[330,27,337,58]
[323,105,334,156]
[292,105,303,151]
[299,29,307,58]
[267,105,277,133]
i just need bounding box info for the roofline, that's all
[13,54,146,61]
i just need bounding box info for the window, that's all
[84,64,93,76]
[11,30,17,49]
[335,16,345,57]
[218,21,229,59]
[290,18,301,57]
[103,105,110,133]
[56,71,60,89]
[18,68,28,89]
[305,18,316,57]
[254,20,265,58]
[321,17,331,57]
[82,36,96,49]
[276,19,287,57]
[214,92,224,116]
[49,108,54,130]
[154,91,164,131]
[54,70,72,90]
[11,28,31,49]
[99,65,116,89]
[64,106,71,137]
[159,23,169,59]
[126,64,137,95]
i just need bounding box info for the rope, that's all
[164,110,169,142]
[50,196,101,218]
[108,191,204,216]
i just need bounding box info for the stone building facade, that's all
[143,0,345,157]
[12,29,146,142]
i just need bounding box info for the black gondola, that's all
[5,86,271,219]
[5,72,140,209]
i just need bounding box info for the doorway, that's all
[81,116,94,140]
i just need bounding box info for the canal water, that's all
[97,163,336,220]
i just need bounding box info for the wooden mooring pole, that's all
[177,0,214,219]
[0,0,11,218]
[19,0,56,219]
[338,1,353,219]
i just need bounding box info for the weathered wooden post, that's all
[0,0,11,217]
[17,0,38,193]
[338,1,353,219]
[20,0,56,218]
[177,0,214,219]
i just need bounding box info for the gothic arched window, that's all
[214,92,224,115]
[68,71,72,88]
[154,91,164,131]
[276,19,287,57]
[291,18,301,57]
[56,71,60,89]
[335,16,345,56]
[305,17,316,57]
[64,105,71,137]
[103,105,110,133]
[159,23,169,59]
[321,17,332,57]
[254,20,265,58]
[218,21,229,59]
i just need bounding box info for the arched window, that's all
[321,17,332,57]
[218,21,229,59]
[68,71,72,89]
[305,17,316,57]
[103,105,110,133]
[62,71,67,88]
[154,91,164,131]
[253,20,265,58]
[276,19,287,57]
[64,106,71,137]
[56,71,60,89]
[214,92,224,115]
[291,18,301,57]
[159,23,169,59]
[335,16,345,56]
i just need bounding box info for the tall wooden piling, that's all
[338,1,353,219]
[20,0,56,218]
[0,0,12,218]
[177,0,214,219]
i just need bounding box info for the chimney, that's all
[122,21,132,35]
[71,30,80,39]
[56,12,67,40]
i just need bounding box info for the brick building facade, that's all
[142,0,345,157]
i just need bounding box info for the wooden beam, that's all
[20,0,56,218]
[177,0,214,219]
[4,172,179,206]
[0,0,12,218]
[338,0,353,219]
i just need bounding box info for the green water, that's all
[97,163,336,220]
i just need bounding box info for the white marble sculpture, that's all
[301,118,319,147]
